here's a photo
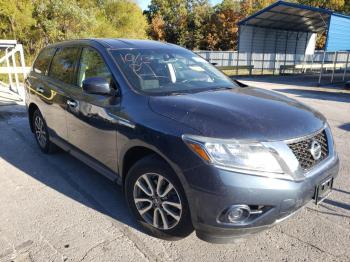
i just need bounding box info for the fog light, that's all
[226,205,251,223]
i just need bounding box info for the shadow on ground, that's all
[323,199,350,211]
[339,123,350,132]
[0,113,144,236]
[333,187,350,195]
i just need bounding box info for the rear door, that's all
[65,46,119,171]
[27,47,56,118]
[45,46,81,141]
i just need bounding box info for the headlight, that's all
[182,135,283,175]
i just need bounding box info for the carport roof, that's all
[238,1,340,33]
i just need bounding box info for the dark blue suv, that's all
[25,39,339,243]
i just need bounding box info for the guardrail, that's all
[0,40,27,100]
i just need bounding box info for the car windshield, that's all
[110,48,237,95]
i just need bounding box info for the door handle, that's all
[36,86,44,93]
[67,100,78,108]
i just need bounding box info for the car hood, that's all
[149,87,326,141]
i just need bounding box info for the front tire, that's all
[32,109,57,153]
[125,155,193,240]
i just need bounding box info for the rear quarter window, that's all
[49,47,80,84]
[33,48,56,75]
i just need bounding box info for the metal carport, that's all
[237,1,350,55]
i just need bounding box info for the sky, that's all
[137,0,222,10]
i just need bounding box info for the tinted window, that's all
[33,48,56,75]
[77,48,112,87]
[49,47,80,84]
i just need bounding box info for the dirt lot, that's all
[0,77,349,262]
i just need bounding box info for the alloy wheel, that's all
[34,115,47,148]
[133,173,182,230]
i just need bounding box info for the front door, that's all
[65,47,119,171]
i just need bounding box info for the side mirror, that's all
[82,77,111,95]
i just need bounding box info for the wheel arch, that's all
[122,146,164,184]
[120,144,189,192]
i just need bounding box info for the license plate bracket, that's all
[313,177,333,205]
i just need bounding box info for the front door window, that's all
[77,48,112,87]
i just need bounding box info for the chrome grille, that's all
[288,130,329,170]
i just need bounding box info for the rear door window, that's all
[33,47,56,75]
[49,47,80,84]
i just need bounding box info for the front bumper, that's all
[183,154,339,243]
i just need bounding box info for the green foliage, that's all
[104,0,148,39]
[148,0,190,45]
[186,0,213,49]
[298,0,345,11]
[0,0,34,41]
[0,0,148,63]
[217,0,242,12]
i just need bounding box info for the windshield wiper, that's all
[200,86,234,93]
[166,86,234,96]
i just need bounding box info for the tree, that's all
[33,0,99,43]
[218,0,242,12]
[148,13,166,41]
[103,0,148,39]
[240,0,276,17]
[147,0,189,45]
[297,0,345,12]
[0,0,148,62]
[186,0,213,49]
[0,0,35,55]
[0,0,34,38]
[204,4,243,50]
[147,0,213,49]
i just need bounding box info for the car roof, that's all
[47,38,181,50]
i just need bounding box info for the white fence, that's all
[194,50,350,85]
[0,40,27,100]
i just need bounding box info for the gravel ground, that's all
[0,78,349,262]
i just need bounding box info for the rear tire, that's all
[32,109,58,154]
[125,154,193,240]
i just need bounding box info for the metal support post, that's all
[331,51,338,83]
[318,51,326,86]
[301,33,310,74]
[310,53,315,74]
[229,51,233,66]
[236,26,242,76]
[11,49,20,93]
[5,48,14,89]
[261,28,267,75]
[342,52,349,81]
[249,27,255,76]
[236,50,240,76]
[293,32,299,74]
[283,31,289,75]
[272,31,278,75]
[18,44,26,100]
